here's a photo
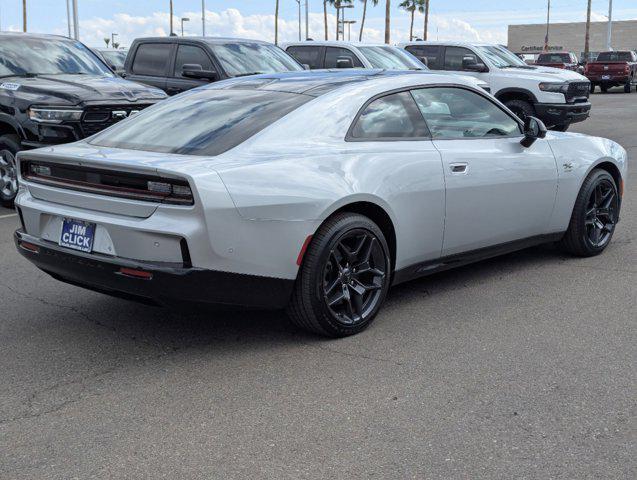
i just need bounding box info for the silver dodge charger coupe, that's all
[14,70,627,337]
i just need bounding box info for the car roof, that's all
[398,41,493,48]
[283,41,395,48]
[208,69,457,97]
[132,36,274,46]
[0,32,74,41]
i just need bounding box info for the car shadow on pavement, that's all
[41,242,570,354]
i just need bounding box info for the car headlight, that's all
[28,107,83,124]
[538,82,569,94]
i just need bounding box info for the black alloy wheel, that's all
[584,178,618,248]
[287,212,391,337]
[322,229,386,325]
[559,169,620,256]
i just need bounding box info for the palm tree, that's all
[584,0,592,60]
[22,0,27,32]
[400,0,424,41]
[358,0,379,41]
[275,0,280,45]
[384,0,390,44]
[423,0,430,40]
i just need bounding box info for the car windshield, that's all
[475,45,528,68]
[357,46,426,70]
[89,89,311,156]
[538,53,572,63]
[0,37,113,77]
[596,51,631,62]
[209,42,303,77]
[100,50,127,69]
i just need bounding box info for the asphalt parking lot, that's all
[1,91,635,479]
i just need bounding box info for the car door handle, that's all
[449,163,468,174]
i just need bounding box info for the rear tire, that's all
[558,169,620,257]
[589,83,596,93]
[287,213,391,337]
[0,134,21,208]
[504,99,534,122]
[601,85,609,93]
[624,81,632,93]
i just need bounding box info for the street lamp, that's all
[343,20,356,41]
[336,4,354,41]
[181,17,190,36]
[111,32,118,48]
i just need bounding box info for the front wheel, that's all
[559,169,620,257]
[624,81,632,93]
[504,99,534,122]
[287,213,391,337]
[0,134,21,208]
[589,83,596,93]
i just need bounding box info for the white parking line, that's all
[0,213,18,219]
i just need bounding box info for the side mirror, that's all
[302,63,311,70]
[462,56,488,72]
[182,63,218,80]
[418,56,429,67]
[336,56,354,69]
[520,116,547,148]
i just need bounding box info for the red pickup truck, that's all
[584,50,637,93]
[536,52,580,72]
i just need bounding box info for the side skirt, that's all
[392,233,565,286]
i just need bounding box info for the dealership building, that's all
[508,20,637,61]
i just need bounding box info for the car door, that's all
[285,45,325,69]
[166,43,216,96]
[410,86,558,255]
[126,42,172,92]
[441,46,490,82]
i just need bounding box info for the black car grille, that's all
[566,82,590,103]
[80,104,153,138]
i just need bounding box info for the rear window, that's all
[132,43,170,76]
[89,89,311,156]
[596,51,632,62]
[286,46,323,69]
[537,53,572,63]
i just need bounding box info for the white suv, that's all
[399,41,591,131]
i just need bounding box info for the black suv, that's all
[124,37,303,95]
[0,33,167,207]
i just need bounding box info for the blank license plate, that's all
[59,218,96,253]
[601,75,611,80]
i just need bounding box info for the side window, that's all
[132,43,170,76]
[286,46,322,69]
[349,91,429,140]
[174,45,213,77]
[405,45,442,70]
[411,87,521,139]
[324,47,363,69]
[443,46,485,71]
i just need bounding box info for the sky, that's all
[0,0,636,48]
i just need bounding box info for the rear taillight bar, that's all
[21,160,194,206]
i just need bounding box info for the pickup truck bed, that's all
[584,51,637,93]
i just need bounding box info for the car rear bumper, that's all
[14,230,294,309]
[534,102,591,126]
[586,75,631,83]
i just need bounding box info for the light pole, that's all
[181,17,190,36]
[606,0,613,51]
[295,0,301,41]
[305,0,309,40]
[66,0,72,37]
[72,0,79,40]
[343,20,356,41]
[201,0,206,36]
[111,32,118,48]
[336,4,353,40]
[169,0,174,36]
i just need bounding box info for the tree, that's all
[325,1,336,40]
[112,42,120,49]
[22,0,27,32]
[384,0,390,44]
[423,0,430,40]
[358,0,379,41]
[400,0,424,42]
[275,0,280,45]
[104,38,110,47]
